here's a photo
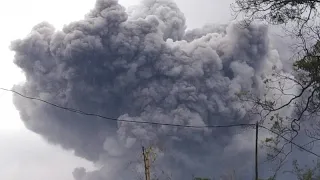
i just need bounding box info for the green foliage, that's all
[233,1,320,180]
[291,159,320,180]
[294,41,320,84]
[265,137,273,143]
[194,177,211,180]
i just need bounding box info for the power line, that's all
[2,87,320,158]
[0,87,255,129]
[259,125,320,158]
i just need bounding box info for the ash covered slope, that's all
[10,0,284,179]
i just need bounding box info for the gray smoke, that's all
[10,0,286,179]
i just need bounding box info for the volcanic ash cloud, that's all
[10,0,285,179]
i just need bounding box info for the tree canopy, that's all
[233,0,320,26]
[234,0,320,179]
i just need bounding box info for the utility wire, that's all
[259,125,320,158]
[0,87,255,128]
[1,87,320,157]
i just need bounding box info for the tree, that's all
[258,159,320,180]
[233,0,320,138]
[233,0,320,179]
[233,0,319,28]
[290,159,320,180]
[232,0,320,116]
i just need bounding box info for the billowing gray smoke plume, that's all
[11,0,286,179]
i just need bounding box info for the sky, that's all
[0,0,234,179]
